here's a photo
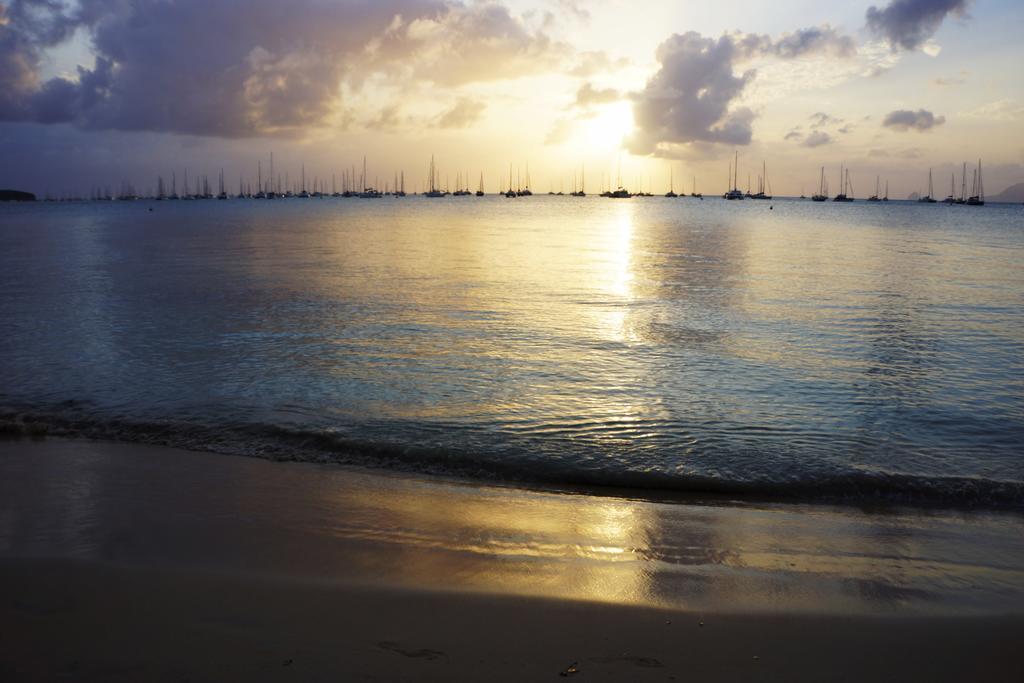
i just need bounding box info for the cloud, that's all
[626,32,756,155]
[552,0,590,22]
[961,99,1024,121]
[544,117,572,145]
[771,25,857,59]
[809,112,842,129]
[869,146,923,159]
[365,105,404,132]
[784,130,803,141]
[568,50,630,77]
[731,24,857,61]
[384,3,566,87]
[882,108,946,131]
[435,97,486,129]
[0,0,559,137]
[573,82,622,108]
[865,0,971,52]
[803,130,832,147]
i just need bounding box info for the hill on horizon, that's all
[989,182,1024,203]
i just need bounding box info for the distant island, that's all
[0,189,36,201]
[989,182,1024,203]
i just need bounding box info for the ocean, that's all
[2,196,1022,508]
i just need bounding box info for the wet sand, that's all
[2,439,1023,681]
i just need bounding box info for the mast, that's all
[978,159,984,201]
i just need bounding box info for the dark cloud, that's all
[882,108,946,131]
[784,130,803,141]
[435,97,485,129]
[573,82,622,108]
[803,130,832,147]
[732,24,856,61]
[865,0,971,52]
[0,0,558,137]
[771,25,857,59]
[626,32,756,154]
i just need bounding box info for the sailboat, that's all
[571,166,586,197]
[918,169,937,203]
[266,154,278,199]
[833,165,854,202]
[811,167,828,202]
[954,162,967,204]
[723,151,743,200]
[665,166,678,197]
[358,157,382,198]
[425,156,446,197]
[943,172,956,204]
[883,181,889,202]
[867,176,881,202]
[505,164,517,198]
[749,161,772,199]
[966,159,984,205]
[690,176,702,199]
[476,172,484,197]
[217,169,228,200]
[168,171,179,200]
[298,164,310,198]
[519,164,533,196]
[607,157,630,198]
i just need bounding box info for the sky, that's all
[1,0,1022,198]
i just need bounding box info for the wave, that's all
[2,406,1023,511]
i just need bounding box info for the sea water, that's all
[1,196,1022,507]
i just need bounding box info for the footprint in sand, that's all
[589,655,664,668]
[377,641,448,662]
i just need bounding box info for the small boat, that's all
[475,172,484,197]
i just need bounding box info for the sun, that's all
[581,102,635,151]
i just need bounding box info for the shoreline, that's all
[3,438,1024,679]
[3,414,1022,512]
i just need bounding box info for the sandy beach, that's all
[2,438,1023,681]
